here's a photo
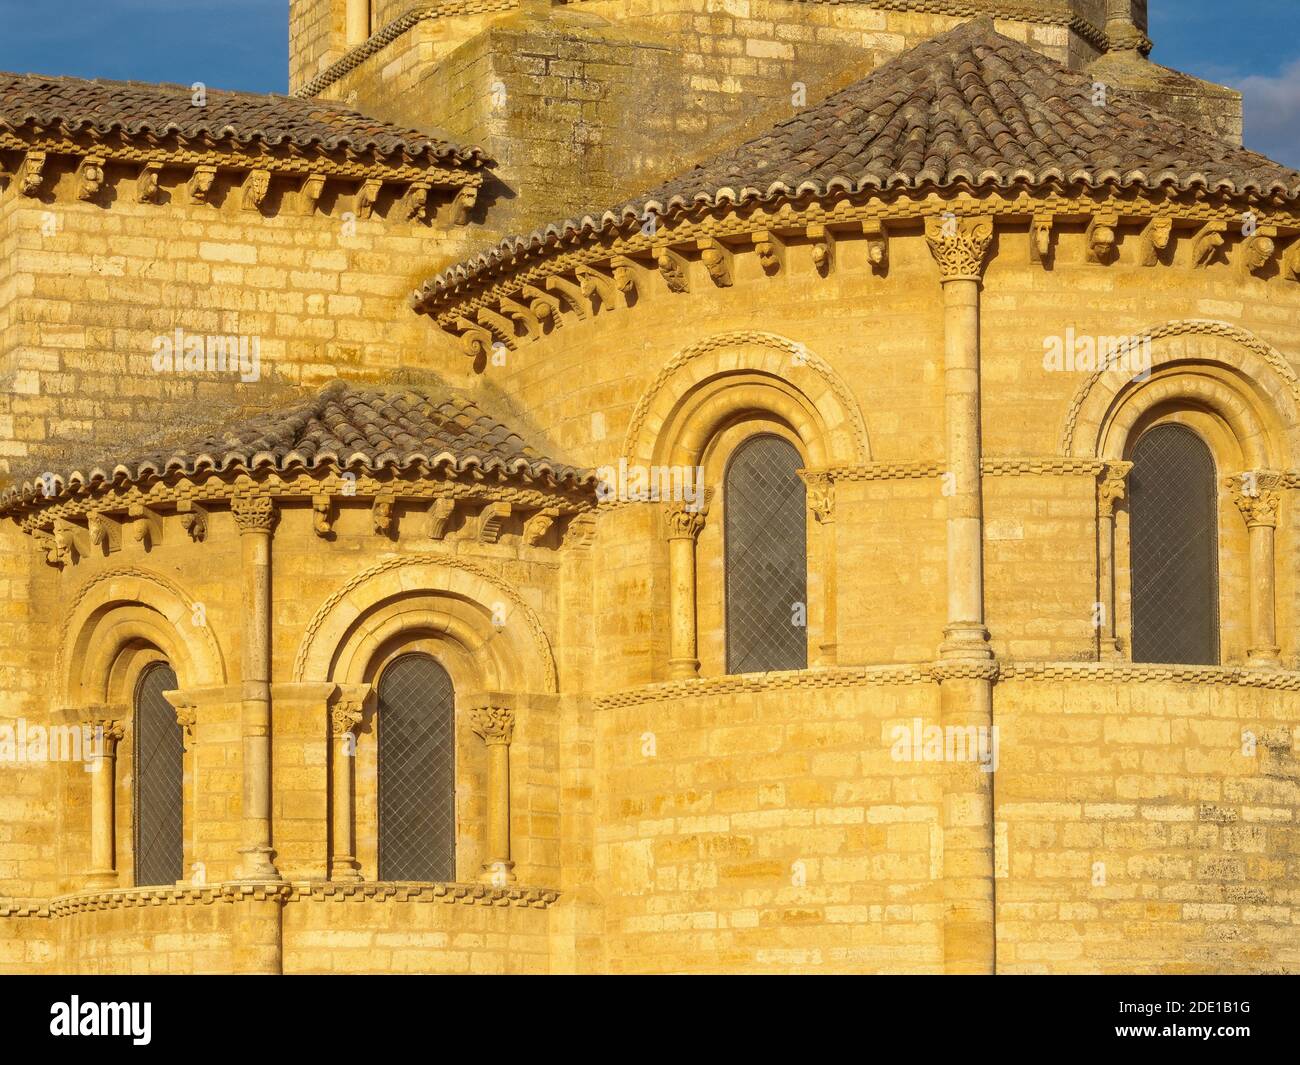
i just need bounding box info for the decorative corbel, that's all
[403,180,430,221]
[311,494,333,537]
[497,296,541,340]
[476,306,516,345]
[76,156,106,202]
[476,501,512,543]
[300,172,326,213]
[450,184,477,226]
[177,500,208,542]
[522,508,559,546]
[356,178,381,219]
[241,168,271,211]
[137,161,163,204]
[188,164,217,204]
[521,284,562,326]
[1191,220,1227,267]
[1238,228,1278,277]
[654,244,690,293]
[564,512,596,549]
[545,273,590,319]
[1085,211,1119,263]
[697,237,733,287]
[1137,215,1173,266]
[1029,213,1054,265]
[862,219,889,271]
[427,497,456,539]
[575,263,619,309]
[808,224,834,276]
[33,528,64,567]
[53,517,89,561]
[128,503,163,547]
[610,255,638,297]
[454,318,494,361]
[18,150,46,196]
[372,493,395,535]
[752,230,785,275]
[87,511,122,554]
[1283,240,1300,282]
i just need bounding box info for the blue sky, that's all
[0,0,1295,166]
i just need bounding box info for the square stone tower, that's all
[287,1,1239,233]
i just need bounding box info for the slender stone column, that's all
[802,471,837,665]
[328,690,366,881]
[345,0,370,46]
[926,214,997,975]
[84,708,125,889]
[665,503,706,679]
[470,701,516,884]
[926,215,995,662]
[1096,461,1133,660]
[231,493,280,881]
[1231,471,1282,668]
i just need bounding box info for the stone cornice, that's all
[9,469,596,565]
[594,659,1300,708]
[413,190,1300,356]
[2,879,560,918]
[0,132,480,221]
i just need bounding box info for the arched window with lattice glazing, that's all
[133,662,183,886]
[377,653,456,881]
[1128,423,1220,665]
[724,434,809,674]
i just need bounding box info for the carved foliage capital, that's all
[924,215,994,281]
[1097,460,1133,519]
[801,471,834,523]
[469,704,515,746]
[1230,470,1284,528]
[231,493,276,534]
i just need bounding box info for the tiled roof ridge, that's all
[413,18,1300,302]
[0,380,594,511]
[0,68,490,166]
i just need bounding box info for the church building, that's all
[0,0,1297,973]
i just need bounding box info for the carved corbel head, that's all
[76,156,106,202]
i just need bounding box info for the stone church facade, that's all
[0,0,1297,974]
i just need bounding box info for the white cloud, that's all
[1235,59,1300,168]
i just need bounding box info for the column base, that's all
[83,870,118,891]
[939,623,992,661]
[1099,637,1126,661]
[1247,647,1282,669]
[667,658,700,680]
[328,857,364,881]
[480,860,516,887]
[234,846,282,882]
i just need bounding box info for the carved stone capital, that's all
[664,501,706,541]
[924,215,994,281]
[1097,460,1133,519]
[800,471,834,523]
[80,705,127,744]
[231,494,276,534]
[469,703,515,746]
[1230,471,1284,528]
[330,700,364,737]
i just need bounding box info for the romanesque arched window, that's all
[724,434,808,674]
[133,662,183,886]
[377,653,456,881]
[1129,424,1220,665]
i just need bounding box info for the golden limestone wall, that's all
[0,160,482,482]
[429,215,1300,973]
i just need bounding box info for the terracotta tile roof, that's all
[415,17,1300,298]
[1,381,593,509]
[0,70,489,166]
